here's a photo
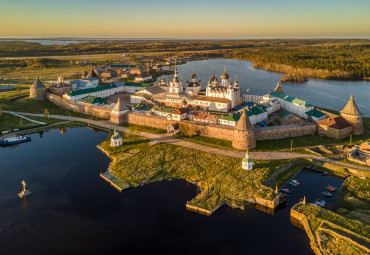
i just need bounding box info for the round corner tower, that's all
[232,108,256,150]
[340,94,363,135]
[29,76,46,100]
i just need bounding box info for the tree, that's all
[179,123,197,137]
[44,108,49,119]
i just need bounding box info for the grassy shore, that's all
[294,203,370,255]
[99,131,301,211]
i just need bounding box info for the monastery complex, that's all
[29,64,364,151]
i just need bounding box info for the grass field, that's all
[254,129,369,151]
[176,134,234,150]
[294,203,370,255]
[100,131,297,211]
[120,123,167,134]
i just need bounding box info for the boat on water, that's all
[312,199,326,207]
[280,188,291,194]
[18,180,32,198]
[322,191,333,197]
[292,180,300,185]
[322,172,328,176]
[289,181,298,187]
[0,135,31,146]
[326,185,337,192]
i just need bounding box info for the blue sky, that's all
[0,0,369,38]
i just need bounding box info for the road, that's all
[6,111,370,171]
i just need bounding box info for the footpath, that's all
[5,111,370,172]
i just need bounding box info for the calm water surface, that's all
[0,128,345,254]
[160,59,370,117]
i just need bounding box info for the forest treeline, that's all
[0,39,369,80]
[232,42,370,80]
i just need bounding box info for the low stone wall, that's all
[254,196,280,209]
[264,158,306,187]
[318,125,352,140]
[47,93,112,119]
[290,206,322,255]
[254,123,317,141]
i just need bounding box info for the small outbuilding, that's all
[110,129,122,147]
[242,151,253,170]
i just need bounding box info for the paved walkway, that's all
[3,110,46,125]
[7,111,370,171]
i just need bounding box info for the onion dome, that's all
[220,71,229,79]
[211,72,218,82]
[187,81,200,87]
[220,66,229,79]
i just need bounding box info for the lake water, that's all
[159,59,370,117]
[0,128,348,254]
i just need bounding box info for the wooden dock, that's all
[100,172,130,192]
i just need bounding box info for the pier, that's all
[100,172,130,192]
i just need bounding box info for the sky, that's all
[0,0,369,39]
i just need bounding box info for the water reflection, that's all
[159,59,370,116]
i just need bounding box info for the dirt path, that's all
[7,111,370,171]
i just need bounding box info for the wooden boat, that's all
[325,185,337,192]
[289,181,298,187]
[313,199,326,207]
[280,188,291,194]
[322,191,332,197]
[292,179,300,185]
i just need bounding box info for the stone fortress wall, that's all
[254,123,317,141]
[45,93,319,143]
[47,93,112,119]
[128,112,317,142]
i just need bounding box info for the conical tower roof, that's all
[273,81,284,94]
[87,67,98,78]
[112,98,128,112]
[235,108,253,130]
[340,94,361,116]
[31,76,45,89]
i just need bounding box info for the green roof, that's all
[122,82,152,87]
[271,92,313,107]
[111,64,129,68]
[134,105,153,111]
[67,84,117,97]
[243,158,253,162]
[279,110,291,118]
[78,96,110,105]
[152,106,173,114]
[218,112,242,122]
[306,109,326,118]
[246,104,267,117]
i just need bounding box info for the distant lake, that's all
[23,40,88,45]
[160,59,370,117]
[0,127,348,254]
